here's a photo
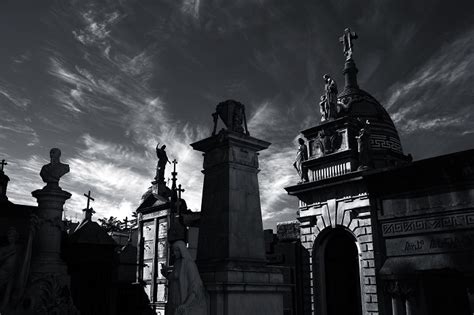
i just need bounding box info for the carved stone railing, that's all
[310,161,351,181]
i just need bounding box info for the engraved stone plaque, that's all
[158,219,167,238]
[144,240,155,260]
[143,221,156,240]
[143,259,153,280]
[386,231,474,256]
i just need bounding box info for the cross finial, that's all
[339,28,358,61]
[171,159,178,191]
[83,190,95,210]
[172,159,178,172]
[177,184,185,199]
[0,159,7,172]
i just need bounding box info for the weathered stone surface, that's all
[192,122,286,315]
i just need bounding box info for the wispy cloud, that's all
[0,82,31,109]
[384,28,474,135]
[247,100,300,227]
[72,9,123,47]
[0,108,39,147]
[181,0,201,20]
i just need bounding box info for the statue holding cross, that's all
[0,160,7,173]
[0,159,9,200]
[339,28,358,61]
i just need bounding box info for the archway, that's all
[313,228,362,315]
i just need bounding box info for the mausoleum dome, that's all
[337,58,409,167]
[339,86,403,150]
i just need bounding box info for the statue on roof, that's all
[319,74,338,122]
[155,143,171,184]
[39,148,70,189]
[356,120,372,170]
[293,138,309,183]
[212,100,249,136]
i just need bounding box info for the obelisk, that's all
[191,100,285,315]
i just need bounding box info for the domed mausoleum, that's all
[300,30,411,181]
[284,28,474,315]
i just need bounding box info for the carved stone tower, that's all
[285,29,412,315]
[192,100,285,315]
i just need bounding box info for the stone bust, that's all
[40,148,70,188]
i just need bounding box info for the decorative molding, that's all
[371,138,402,153]
[381,212,474,237]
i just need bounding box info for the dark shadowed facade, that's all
[285,29,474,315]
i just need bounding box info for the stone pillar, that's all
[405,298,414,315]
[31,188,71,273]
[191,131,286,315]
[391,296,404,315]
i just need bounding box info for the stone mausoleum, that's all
[285,28,474,315]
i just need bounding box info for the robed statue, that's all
[293,138,309,183]
[319,74,338,122]
[40,148,70,189]
[356,120,372,170]
[161,241,207,315]
[155,143,171,183]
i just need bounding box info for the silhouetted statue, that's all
[161,241,207,315]
[155,143,170,183]
[39,148,70,189]
[356,120,372,170]
[320,74,338,122]
[293,138,309,183]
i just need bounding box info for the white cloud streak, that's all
[384,28,474,135]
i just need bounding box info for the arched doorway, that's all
[313,228,362,315]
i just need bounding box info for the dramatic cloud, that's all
[385,28,474,135]
[1,0,473,229]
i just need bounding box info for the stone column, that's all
[31,188,71,273]
[191,131,286,315]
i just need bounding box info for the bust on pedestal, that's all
[15,148,79,314]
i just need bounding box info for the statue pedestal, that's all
[22,186,78,314]
[31,187,70,273]
[191,131,286,315]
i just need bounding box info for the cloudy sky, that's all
[1,0,473,229]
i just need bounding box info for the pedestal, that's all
[191,131,286,315]
[22,186,78,314]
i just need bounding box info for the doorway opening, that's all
[313,228,362,315]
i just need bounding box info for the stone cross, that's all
[172,159,178,171]
[0,159,7,172]
[339,28,358,60]
[83,190,95,210]
[171,159,178,190]
[177,184,185,199]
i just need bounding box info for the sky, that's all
[1,0,473,229]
